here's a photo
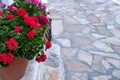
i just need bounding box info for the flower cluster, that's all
[6,14,15,20]
[6,38,18,51]
[0,53,14,65]
[25,0,47,9]
[0,0,52,68]
[8,6,17,12]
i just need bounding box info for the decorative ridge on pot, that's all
[0,0,52,68]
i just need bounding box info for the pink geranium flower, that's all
[8,6,17,12]
[32,0,39,5]
[41,4,47,9]
[1,4,6,8]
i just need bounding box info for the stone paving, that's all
[44,0,120,80]
[0,0,120,80]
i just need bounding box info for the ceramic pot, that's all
[0,57,28,80]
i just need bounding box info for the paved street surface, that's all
[43,0,120,80]
[1,0,120,80]
[0,0,120,80]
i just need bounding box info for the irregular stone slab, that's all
[110,29,120,38]
[51,14,63,19]
[61,32,72,38]
[45,68,62,80]
[106,19,115,25]
[82,27,91,33]
[66,73,88,80]
[115,19,120,24]
[72,36,92,47]
[80,3,87,7]
[94,55,103,61]
[92,60,106,74]
[73,33,84,36]
[64,16,79,24]
[92,75,111,80]
[115,13,120,19]
[106,25,115,30]
[102,60,111,70]
[113,46,120,54]
[91,33,107,39]
[106,58,120,69]
[72,73,88,80]
[101,37,120,46]
[87,4,98,11]
[91,0,108,3]
[92,23,105,26]
[93,41,114,52]
[64,60,92,72]
[46,54,60,67]
[96,7,105,11]
[81,44,94,50]
[95,25,112,36]
[112,70,120,79]
[78,50,93,65]
[56,39,71,47]
[89,51,120,59]
[52,20,64,36]
[87,15,99,23]
[78,18,90,24]
[46,43,61,56]
[62,48,78,59]
[65,25,81,32]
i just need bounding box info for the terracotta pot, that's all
[0,57,28,80]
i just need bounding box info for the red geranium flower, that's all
[28,20,38,28]
[32,16,39,23]
[24,16,39,28]
[27,30,37,38]
[46,40,52,49]
[15,26,22,33]
[6,38,18,50]
[0,53,14,64]
[36,54,47,63]
[17,8,27,17]
[39,15,49,25]
[1,53,8,63]
[7,53,14,64]
[6,14,15,20]
[0,12,3,16]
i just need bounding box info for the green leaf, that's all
[0,30,5,35]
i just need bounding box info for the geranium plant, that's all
[0,0,52,68]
